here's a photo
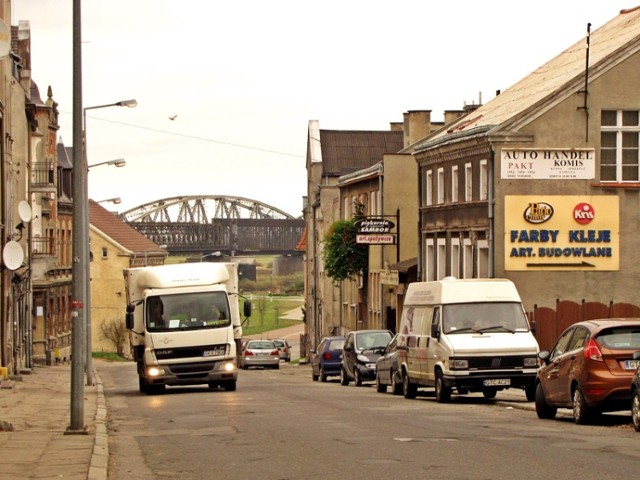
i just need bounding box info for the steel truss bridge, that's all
[121,195,305,256]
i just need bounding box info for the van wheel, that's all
[340,367,349,386]
[402,372,417,399]
[525,384,536,402]
[435,370,451,403]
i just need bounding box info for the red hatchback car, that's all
[535,318,640,424]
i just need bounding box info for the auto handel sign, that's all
[355,218,396,244]
[501,148,595,179]
[504,195,619,271]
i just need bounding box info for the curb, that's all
[88,371,108,480]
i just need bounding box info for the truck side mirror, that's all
[126,311,134,330]
[431,323,441,339]
[243,301,252,318]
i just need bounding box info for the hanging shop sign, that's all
[356,217,396,245]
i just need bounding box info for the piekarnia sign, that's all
[355,218,396,244]
[501,148,594,180]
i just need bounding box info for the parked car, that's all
[630,351,640,431]
[239,340,280,370]
[376,334,402,395]
[310,336,345,382]
[535,318,640,424]
[341,329,393,387]
[272,339,292,362]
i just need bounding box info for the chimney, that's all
[403,110,431,148]
[444,110,465,126]
[389,122,403,132]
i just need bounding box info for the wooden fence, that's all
[528,300,640,351]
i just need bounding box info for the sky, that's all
[10,1,635,218]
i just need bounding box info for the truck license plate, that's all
[203,348,225,357]
[483,379,510,386]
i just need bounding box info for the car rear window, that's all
[328,339,344,350]
[273,340,284,347]
[249,341,275,349]
[597,327,640,349]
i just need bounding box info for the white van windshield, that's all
[442,302,530,334]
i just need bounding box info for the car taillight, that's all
[584,339,603,362]
[271,350,280,356]
[322,352,332,360]
[244,350,254,356]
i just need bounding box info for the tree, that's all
[322,202,368,283]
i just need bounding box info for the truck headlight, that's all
[523,357,538,368]
[450,359,469,369]
[222,362,236,372]
[147,367,165,377]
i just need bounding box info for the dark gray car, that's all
[376,334,402,395]
[341,329,393,387]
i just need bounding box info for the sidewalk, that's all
[0,363,107,480]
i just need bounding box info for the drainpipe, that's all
[417,164,423,281]
[488,148,495,278]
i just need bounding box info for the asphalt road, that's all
[97,355,639,480]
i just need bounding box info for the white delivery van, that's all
[397,277,539,403]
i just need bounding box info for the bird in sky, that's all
[169,114,177,121]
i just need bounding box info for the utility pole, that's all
[67,0,86,434]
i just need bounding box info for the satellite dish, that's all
[18,201,32,223]
[0,21,10,58]
[2,241,24,271]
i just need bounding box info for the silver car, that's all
[240,340,280,369]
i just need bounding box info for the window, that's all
[451,166,459,203]
[437,168,444,204]
[479,160,488,200]
[600,110,640,182]
[465,163,472,201]
[425,170,433,206]
[101,247,108,259]
[437,238,446,279]
[425,238,435,281]
[451,237,460,278]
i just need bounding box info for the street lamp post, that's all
[96,197,122,205]
[88,158,126,169]
[83,99,136,387]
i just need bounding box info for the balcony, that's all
[30,162,56,193]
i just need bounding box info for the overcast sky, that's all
[11,1,634,217]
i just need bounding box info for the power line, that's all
[67,110,304,158]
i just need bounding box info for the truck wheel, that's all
[223,380,237,392]
[138,376,147,394]
[402,371,417,399]
[482,388,497,399]
[435,370,451,403]
[146,383,165,395]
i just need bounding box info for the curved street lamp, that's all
[82,99,137,387]
[88,158,126,169]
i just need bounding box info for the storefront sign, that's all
[501,149,595,179]
[504,195,619,271]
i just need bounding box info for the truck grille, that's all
[465,356,527,370]
[155,344,227,360]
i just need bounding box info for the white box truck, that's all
[397,277,539,403]
[124,262,250,394]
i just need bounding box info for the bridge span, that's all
[121,195,305,256]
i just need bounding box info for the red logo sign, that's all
[574,203,595,224]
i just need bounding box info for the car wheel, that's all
[340,367,349,386]
[482,388,497,399]
[435,370,451,403]
[376,372,387,393]
[320,372,328,382]
[402,371,417,399]
[391,371,402,396]
[525,384,536,402]
[572,387,592,424]
[312,369,319,381]
[273,363,280,370]
[632,391,640,432]
[535,382,557,419]
[354,368,363,387]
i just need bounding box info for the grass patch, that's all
[92,352,126,362]
[241,295,303,336]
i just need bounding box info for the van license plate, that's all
[483,379,510,386]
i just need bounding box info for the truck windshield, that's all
[146,292,231,332]
[442,302,530,334]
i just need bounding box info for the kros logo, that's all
[574,203,595,224]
